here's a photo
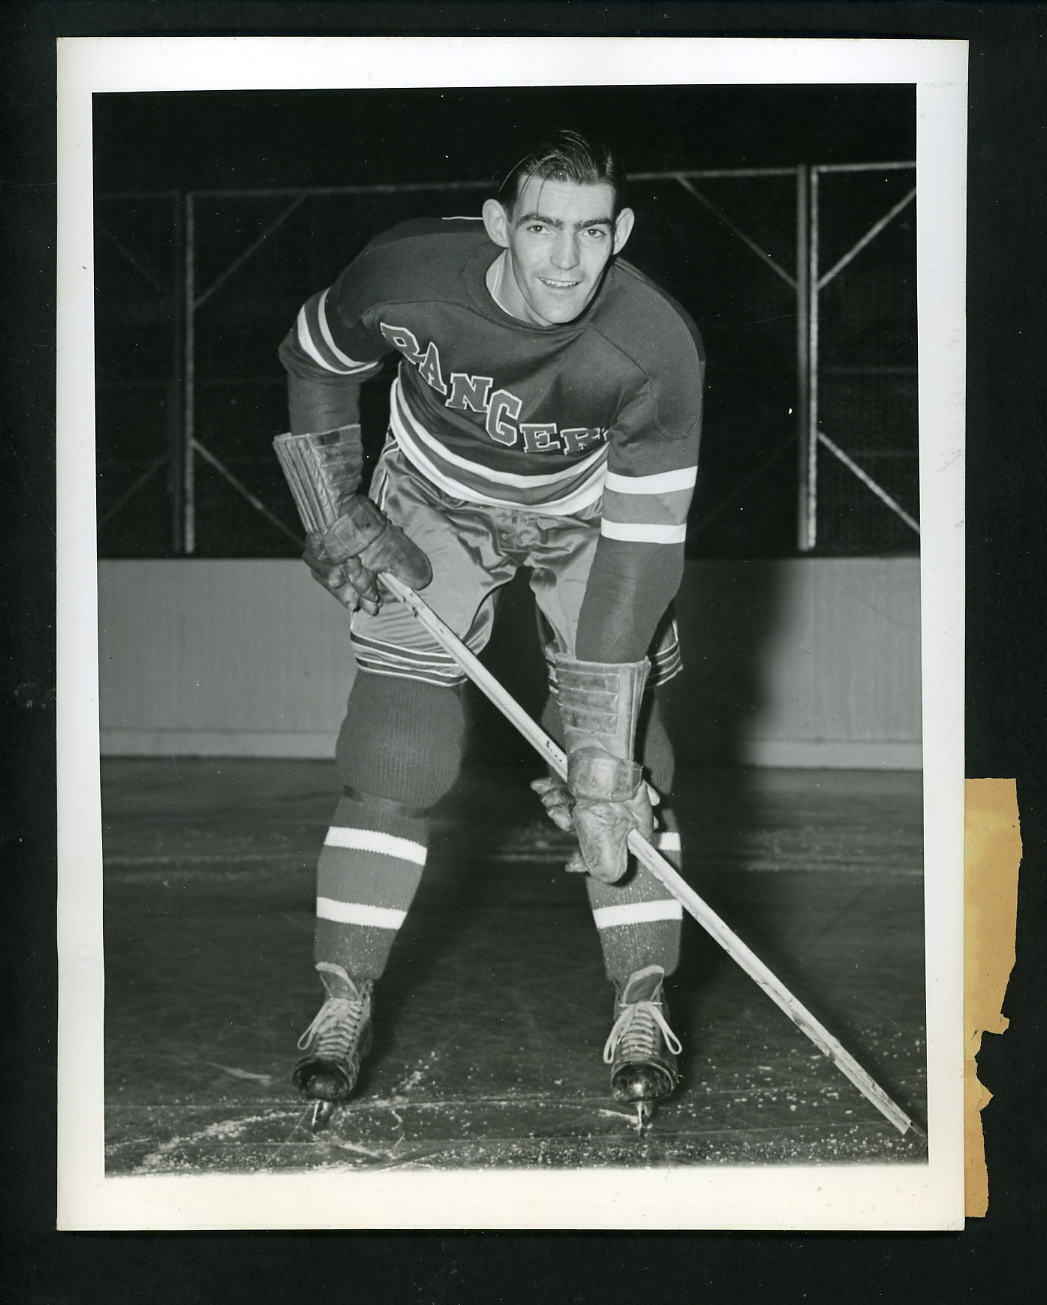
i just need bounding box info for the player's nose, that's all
[550,230,580,270]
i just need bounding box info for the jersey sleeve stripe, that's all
[315,288,379,371]
[600,520,688,544]
[604,467,697,495]
[296,298,378,376]
[296,306,359,374]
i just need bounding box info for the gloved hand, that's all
[547,655,653,885]
[531,775,659,844]
[530,775,575,832]
[563,748,654,883]
[303,495,432,615]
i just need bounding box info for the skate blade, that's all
[635,1101,654,1134]
[309,1099,337,1133]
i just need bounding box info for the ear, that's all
[482,198,511,249]
[612,207,635,255]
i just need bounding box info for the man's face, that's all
[482,176,634,327]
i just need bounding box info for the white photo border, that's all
[56,35,967,1231]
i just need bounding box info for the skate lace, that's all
[296,995,365,1059]
[602,999,683,1065]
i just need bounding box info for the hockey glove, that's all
[553,655,653,885]
[274,425,431,613]
[530,773,659,835]
[530,775,576,832]
[303,496,432,615]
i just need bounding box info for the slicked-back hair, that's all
[496,129,629,216]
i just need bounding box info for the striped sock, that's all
[314,792,428,980]
[587,806,683,987]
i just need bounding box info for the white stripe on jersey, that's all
[600,520,688,544]
[296,301,377,376]
[393,379,606,489]
[323,826,428,865]
[316,897,407,929]
[605,467,697,495]
[296,307,364,375]
[656,830,682,854]
[390,381,607,516]
[316,289,378,372]
[591,899,683,929]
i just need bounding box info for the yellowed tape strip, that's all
[965,778,1022,1217]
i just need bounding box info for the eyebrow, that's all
[514,210,614,230]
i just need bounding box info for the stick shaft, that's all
[381,573,569,773]
[380,573,915,1135]
[624,833,913,1132]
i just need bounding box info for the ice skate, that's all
[293,962,374,1131]
[603,964,682,1131]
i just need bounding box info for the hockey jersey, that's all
[279,218,705,550]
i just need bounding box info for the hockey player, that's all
[275,130,704,1128]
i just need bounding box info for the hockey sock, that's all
[585,804,683,986]
[315,790,429,980]
[315,671,466,980]
[585,694,683,986]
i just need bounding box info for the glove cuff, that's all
[567,748,644,803]
[553,654,650,761]
[273,425,364,535]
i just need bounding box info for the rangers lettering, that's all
[379,319,605,454]
[379,323,424,362]
[416,341,448,395]
[561,427,605,455]
[486,390,523,447]
[520,423,561,454]
[447,372,494,413]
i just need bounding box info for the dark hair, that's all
[496,129,628,215]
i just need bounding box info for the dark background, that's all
[93,82,916,191]
[92,83,918,560]
[3,2,1046,1302]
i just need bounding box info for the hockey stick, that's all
[380,571,920,1137]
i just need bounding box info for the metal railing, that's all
[95,163,918,557]
[801,162,918,551]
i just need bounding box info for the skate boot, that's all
[602,964,682,1132]
[293,962,374,1131]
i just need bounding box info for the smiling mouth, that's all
[539,277,582,290]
